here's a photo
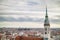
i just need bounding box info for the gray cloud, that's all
[55,15,60,18]
[0,0,3,3]
[51,19,60,23]
[54,0,60,5]
[0,17,44,22]
[50,15,60,24]
[0,0,45,11]
[0,13,43,16]
[27,1,39,6]
[50,0,60,7]
[0,17,16,22]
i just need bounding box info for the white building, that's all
[44,6,50,40]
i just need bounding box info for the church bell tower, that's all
[44,6,50,40]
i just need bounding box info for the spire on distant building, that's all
[44,6,50,26]
[44,6,50,40]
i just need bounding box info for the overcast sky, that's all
[0,0,60,28]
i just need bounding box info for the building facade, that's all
[44,7,50,40]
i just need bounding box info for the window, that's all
[45,32,47,34]
[45,28,47,30]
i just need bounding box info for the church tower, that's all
[44,6,50,40]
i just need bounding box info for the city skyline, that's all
[0,0,60,28]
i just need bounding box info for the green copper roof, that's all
[44,6,50,26]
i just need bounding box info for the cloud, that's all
[47,0,60,8]
[0,0,45,11]
[27,1,39,6]
[0,0,3,3]
[55,15,60,18]
[52,0,60,5]
[55,0,60,7]
[0,11,44,16]
[0,17,16,22]
[51,19,60,24]
[0,16,44,22]
[50,15,60,24]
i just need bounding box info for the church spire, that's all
[44,6,50,26]
[44,6,51,40]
